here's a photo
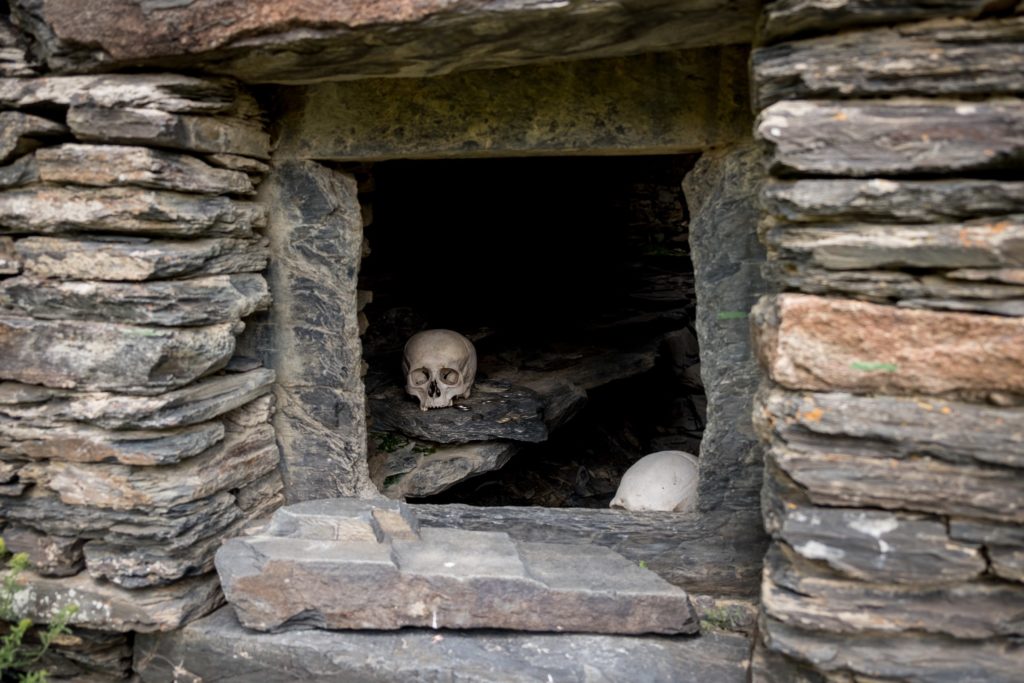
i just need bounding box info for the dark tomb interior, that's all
[357,154,706,508]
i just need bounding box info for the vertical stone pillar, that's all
[255,161,376,500]
[682,143,768,514]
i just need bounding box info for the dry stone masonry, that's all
[0,56,281,680]
[751,3,1024,680]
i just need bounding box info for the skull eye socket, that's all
[410,369,430,386]
[440,368,460,386]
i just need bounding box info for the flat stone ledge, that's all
[216,499,699,635]
[134,606,751,683]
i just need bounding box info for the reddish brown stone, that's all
[752,294,1024,397]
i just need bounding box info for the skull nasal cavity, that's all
[440,369,460,385]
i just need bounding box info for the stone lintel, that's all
[276,48,752,162]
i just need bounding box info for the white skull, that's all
[610,451,699,512]
[402,329,477,411]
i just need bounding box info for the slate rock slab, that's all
[762,542,1024,640]
[752,294,1024,399]
[15,235,268,281]
[36,143,255,195]
[13,569,223,633]
[0,367,274,430]
[216,499,698,635]
[368,432,518,499]
[0,110,66,163]
[763,470,986,583]
[0,315,236,394]
[0,184,266,237]
[0,273,271,326]
[135,606,751,683]
[67,106,270,160]
[368,379,547,444]
[0,73,239,113]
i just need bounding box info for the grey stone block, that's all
[216,499,699,635]
[135,606,751,683]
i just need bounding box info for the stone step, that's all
[215,499,699,636]
[135,606,751,683]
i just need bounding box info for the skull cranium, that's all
[402,329,477,411]
[610,451,699,512]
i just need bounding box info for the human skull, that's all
[402,329,477,411]
[610,451,699,512]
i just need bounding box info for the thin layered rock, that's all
[0,274,271,326]
[0,316,237,394]
[0,74,240,113]
[35,144,256,195]
[67,106,270,159]
[0,368,274,430]
[15,235,269,281]
[0,110,66,163]
[0,184,266,237]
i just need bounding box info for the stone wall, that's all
[750,3,1024,680]
[0,24,283,679]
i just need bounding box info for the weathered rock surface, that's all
[16,235,268,281]
[13,0,758,84]
[250,160,372,501]
[755,386,1024,469]
[205,152,270,175]
[760,0,992,43]
[417,504,768,598]
[682,143,767,514]
[761,616,1024,683]
[0,316,236,394]
[0,274,270,326]
[0,367,274,430]
[0,184,265,237]
[770,444,1024,524]
[0,235,17,274]
[0,153,39,189]
[37,626,132,681]
[368,379,547,444]
[765,217,1024,270]
[950,518,1024,583]
[41,413,277,510]
[67,106,270,159]
[136,606,751,683]
[36,144,255,195]
[84,477,283,588]
[2,487,242,545]
[0,418,225,465]
[762,178,1024,225]
[0,74,240,113]
[0,110,65,163]
[754,17,1024,108]
[13,569,223,633]
[757,98,1024,177]
[277,48,752,160]
[0,17,38,77]
[3,525,85,577]
[763,543,1024,639]
[217,499,698,635]
[368,434,519,499]
[752,294,1024,398]
[763,475,986,583]
[765,262,1024,316]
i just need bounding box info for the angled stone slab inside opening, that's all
[216,499,699,635]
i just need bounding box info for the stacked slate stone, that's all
[0,48,282,680]
[749,2,1024,681]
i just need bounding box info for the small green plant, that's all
[0,538,78,683]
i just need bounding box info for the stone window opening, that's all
[357,155,707,509]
